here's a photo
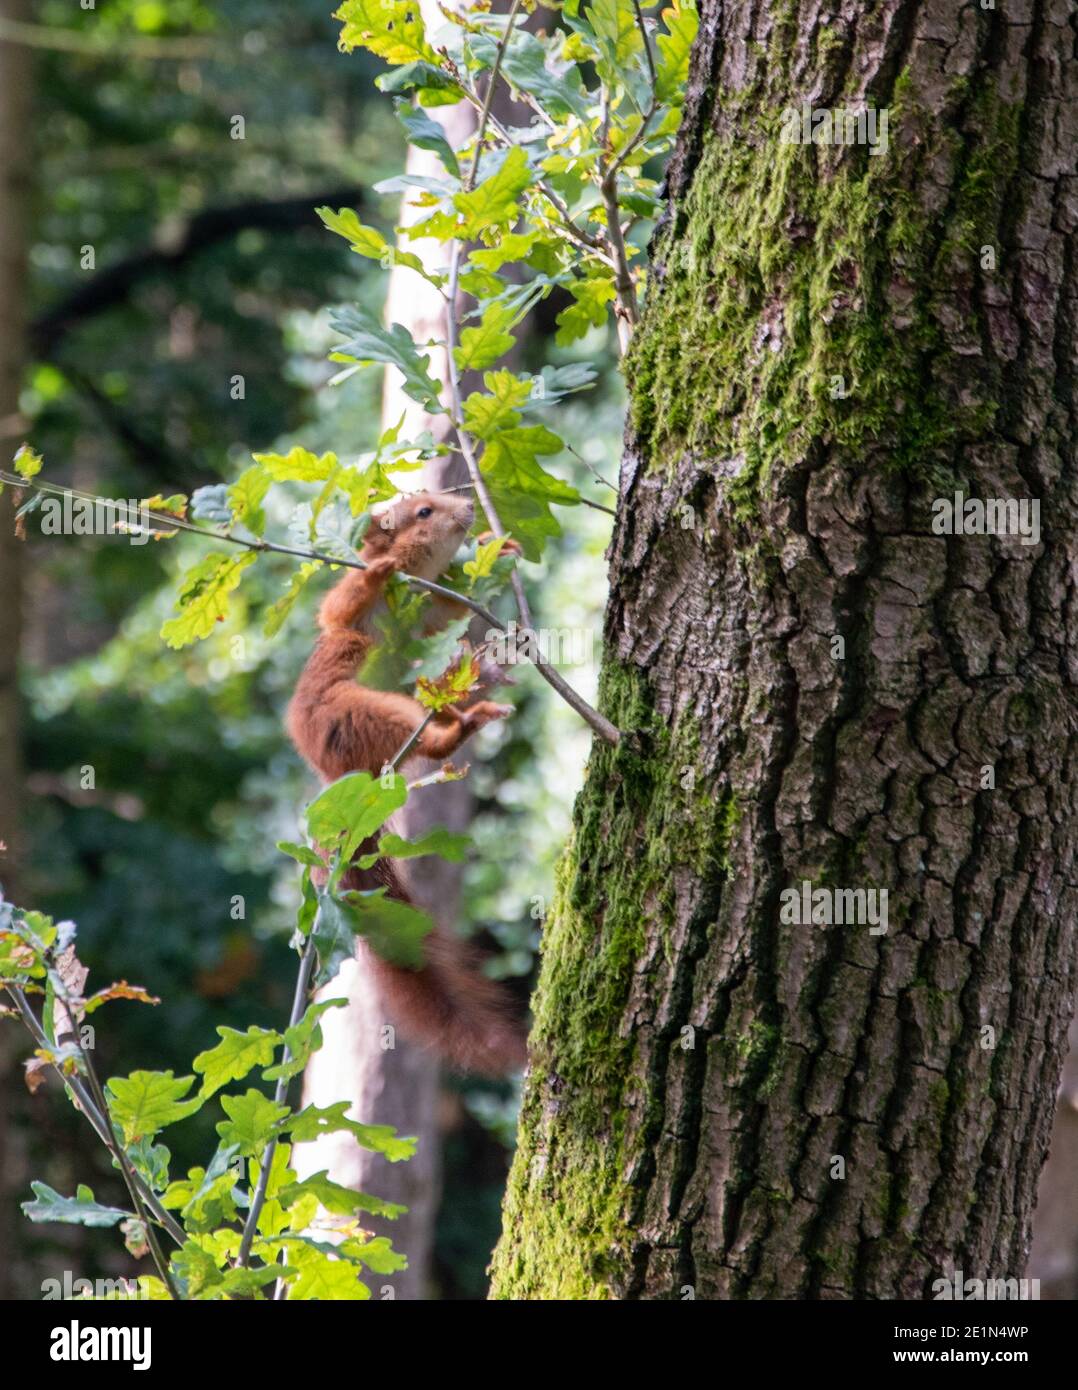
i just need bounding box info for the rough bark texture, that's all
[491,0,1078,1299]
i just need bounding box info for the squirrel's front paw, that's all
[465,701,513,730]
[476,532,523,558]
[364,556,397,581]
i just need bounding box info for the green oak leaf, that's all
[453,145,532,240]
[227,465,271,537]
[22,1182,128,1228]
[262,998,347,1083]
[105,1070,204,1143]
[340,1235,409,1274]
[309,892,364,989]
[277,1170,406,1220]
[588,0,645,84]
[334,0,438,64]
[376,60,464,106]
[284,1243,371,1300]
[453,300,517,372]
[519,362,599,410]
[463,370,534,438]
[357,826,472,868]
[462,533,512,583]
[286,1101,416,1161]
[216,1090,291,1158]
[655,0,699,105]
[264,562,321,638]
[334,887,433,968]
[215,1264,285,1299]
[306,771,408,865]
[166,1145,243,1231]
[478,425,581,561]
[193,1025,281,1099]
[471,30,591,120]
[555,270,617,345]
[469,230,539,273]
[160,552,257,649]
[13,443,44,480]
[252,446,339,483]
[329,305,443,412]
[394,99,460,175]
[171,1239,226,1298]
[276,840,325,868]
[316,206,442,286]
[127,1138,171,1193]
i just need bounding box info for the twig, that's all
[592,1,660,353]
[0,17,218,60]
[54,986,182,1300]
[0,470,621,745]
[598,158,641,355]
[565,443,617,493]
[605,0,660,183]
[447,0,539,632]
[237,932,318,1269]
[577,494,617,517]
[389,709,437,768]
[6,984,187,1249]
[455,91,609,260]
[261,712,433,1298]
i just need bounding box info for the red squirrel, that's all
[287,492,527,1074]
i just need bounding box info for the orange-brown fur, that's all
[287,493,527,1074]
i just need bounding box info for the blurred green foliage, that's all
[9,0,622,1299]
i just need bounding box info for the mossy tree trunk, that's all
[491,0,1078,1300]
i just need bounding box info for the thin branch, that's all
[592,1,661,352]
[1,467,620,744]
[54,987,181,1300]
[236,929,317,1270]
[261,715,432,1298]
[577,494,617,517]
[6,984,187,1249]
[633,0,659,90]
[0,17,219,60]
[455,90,609,259]
[388,709,437,768]
[31,187,368,358]
[449,0,539,631]
[465,0,526,186]
[566,443,617,493]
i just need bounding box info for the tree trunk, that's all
[491,0,1077,1300]
[0,0,31,1304]
[0,0,29,883]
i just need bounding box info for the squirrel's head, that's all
[363,491,475,578]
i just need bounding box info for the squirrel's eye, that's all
[416,506,433,519]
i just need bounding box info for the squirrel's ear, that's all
[357,505,392,549]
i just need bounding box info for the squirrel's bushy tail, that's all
[339,857,528,1077]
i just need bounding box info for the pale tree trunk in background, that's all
[492,0,1078,1299]
[1029,1015,1078,1297]
[294,73,476,1300]
[0,0,31,1301]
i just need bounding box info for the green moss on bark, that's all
[626,76,1020,511]
[489,662,732,1298]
